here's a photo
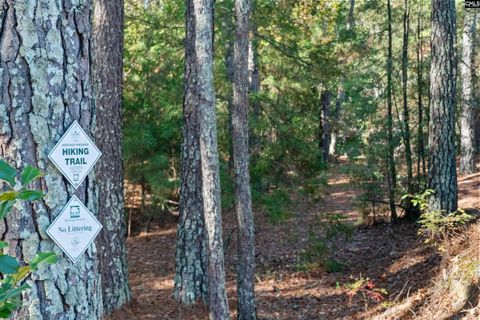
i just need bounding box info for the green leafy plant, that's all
[297,213,352,273]
[262,189,292,224]
[0,160,58,318]
[402,190,474,245]
[343,275,388,311]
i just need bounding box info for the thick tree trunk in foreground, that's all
[193,0,230,318]
[402,0,413,191]
[174,0,209,305]
[93,0,130,313]
[233,0,257,318]
[387,0,397,222]
[428,0,457,213]
[459,11,477,175]
[0,0,102,318]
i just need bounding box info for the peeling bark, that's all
[0,0,102,318]
[428,0,458,213]
[92,0,130,314]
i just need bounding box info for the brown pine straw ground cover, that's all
[107,160,480,320]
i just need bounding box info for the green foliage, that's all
[261,189,292,224]
[402,190,474,245]
[343,275,388,310]
[123,0,183,219]
[297,213,353,272]
[0,160,58,318]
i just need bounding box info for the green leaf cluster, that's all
[0,160,58,318]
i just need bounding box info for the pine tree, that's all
[0,0,102,318]
[233,0,257,317]
[459,11,478,175]
[428,0,458,213]
[93,0,130,313]
[174,0,209,305]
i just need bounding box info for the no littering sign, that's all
[47,196,103,263]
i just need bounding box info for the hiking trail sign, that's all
[47,196,103,262]
[49,121,101,189]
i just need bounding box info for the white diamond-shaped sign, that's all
[46,196,103,263]
[48,121,101,189]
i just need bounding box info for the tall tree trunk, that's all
[248,20,260,116]
[459,11,478,175]
[348,0,355,32]
[92,0,130,313]
[318,87,331,167]
[233,0,256,318]
[248,14,260,166]
[193,0,230,318]
[428,0,458,213]
[0,0,103,318]
[225,10,235,173]
[329,82,344,157]
[387,0,397,222]
[416,0,426,180]
[402,0,413,191]
[174,0,209,305]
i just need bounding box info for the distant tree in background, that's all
[401,0,413,192]
[93,0,131,313]
[386,0,398,222]
[428,0,458,213]
[459,10,478,175]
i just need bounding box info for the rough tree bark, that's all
[459,11,477,175]
[428,0,458,213]
[92,0,130,313]
[174,0,209,305]
[233,0,257,318]
[193,0,230,318]
[401,0,413,191]
[0,0,103,318]
[387,0,397,222]
[248,12,260,165]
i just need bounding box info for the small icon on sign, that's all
[71,129,80,142]
[73,174,80,182]
[71,237,80,248]
[70,206,80,219]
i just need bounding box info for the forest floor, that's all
[108,160,480,320]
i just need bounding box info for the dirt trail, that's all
[108,162,479,320]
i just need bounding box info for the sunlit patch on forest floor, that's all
[107,160,479,320]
